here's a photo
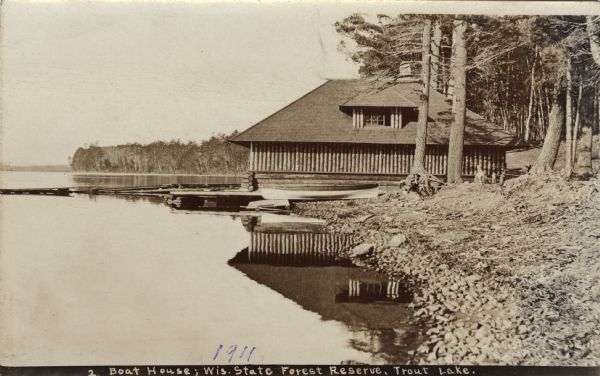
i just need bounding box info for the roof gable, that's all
[232,79,517,147]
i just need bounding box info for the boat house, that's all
[231,79,517,189]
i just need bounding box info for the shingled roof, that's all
[341,83,419,108]
[231,79,518,147]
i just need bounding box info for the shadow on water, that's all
[78,192,166,206]
[228,215,425,364]
[71,173,240,187]
[68,174,241,207]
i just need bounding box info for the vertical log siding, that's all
[251,142,505,176]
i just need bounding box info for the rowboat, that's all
[260,183,380,200]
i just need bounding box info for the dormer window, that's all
[352,107,409,129]
[364,108,388,127]
[341,84,420,129]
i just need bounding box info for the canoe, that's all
[260,183,379,200]
[244,199,290,211]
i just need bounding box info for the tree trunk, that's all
[447,19,467,183]
[565,61,573,176]
[597,85,600,167]
[524,47,537,143]
[411,19,432,174]
[532,83,564,174]
[430,20,442,92]
[587,16,600,67]
[536,86,545,140]
[572,80,583,163]
[448,25,457,101]
[575,85,594,177]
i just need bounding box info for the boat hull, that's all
[260,184,379,200]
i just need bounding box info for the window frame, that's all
[362,107,391,128]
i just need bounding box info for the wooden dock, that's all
[167,190,264,211]
[0,188,71,196]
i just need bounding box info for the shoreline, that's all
[1,170,243,177]
[296,174,600,365]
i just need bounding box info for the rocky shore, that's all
[295,174,600,365]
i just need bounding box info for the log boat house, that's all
[231,79,517,189]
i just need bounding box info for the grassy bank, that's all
[296,174,599,365]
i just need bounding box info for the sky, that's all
[0,0,595,166]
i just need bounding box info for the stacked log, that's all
[242,172,257,192]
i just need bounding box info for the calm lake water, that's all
[0,171,423,366]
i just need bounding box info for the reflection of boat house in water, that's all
[231,80,517,189]
[339,279,407,303]
[229,227,409,302]
[229,232,354,266]
[227,229,421,363]
[236,214,353,265]
[228,225,424,361]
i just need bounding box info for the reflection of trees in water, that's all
[77,193,165,206]
[347,327,421,364]
[71,174,239,188]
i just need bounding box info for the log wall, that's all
[461,145,506,176]
[250,142,505,178]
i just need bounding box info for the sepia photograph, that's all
[1,0,599,373]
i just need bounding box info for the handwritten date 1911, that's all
[212,344,256,363]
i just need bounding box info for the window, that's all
[363,108,390,127]
[365,113,386,126]
[351,107,412,129]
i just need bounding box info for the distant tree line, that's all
[70,131,248,174]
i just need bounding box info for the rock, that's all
[518,325,528,334]
[351,243,375,257]
[454,327,469,339]
[475,325,491,340]
[466,342,480,355]
[352,259,367,268]
[444,331,458,345]
[432,340,444,354]
[455,344,468,358]
[389,233,407,247]
[465,336,478,348]
[465,274,482,285]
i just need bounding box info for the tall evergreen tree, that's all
[447,19,467,183]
